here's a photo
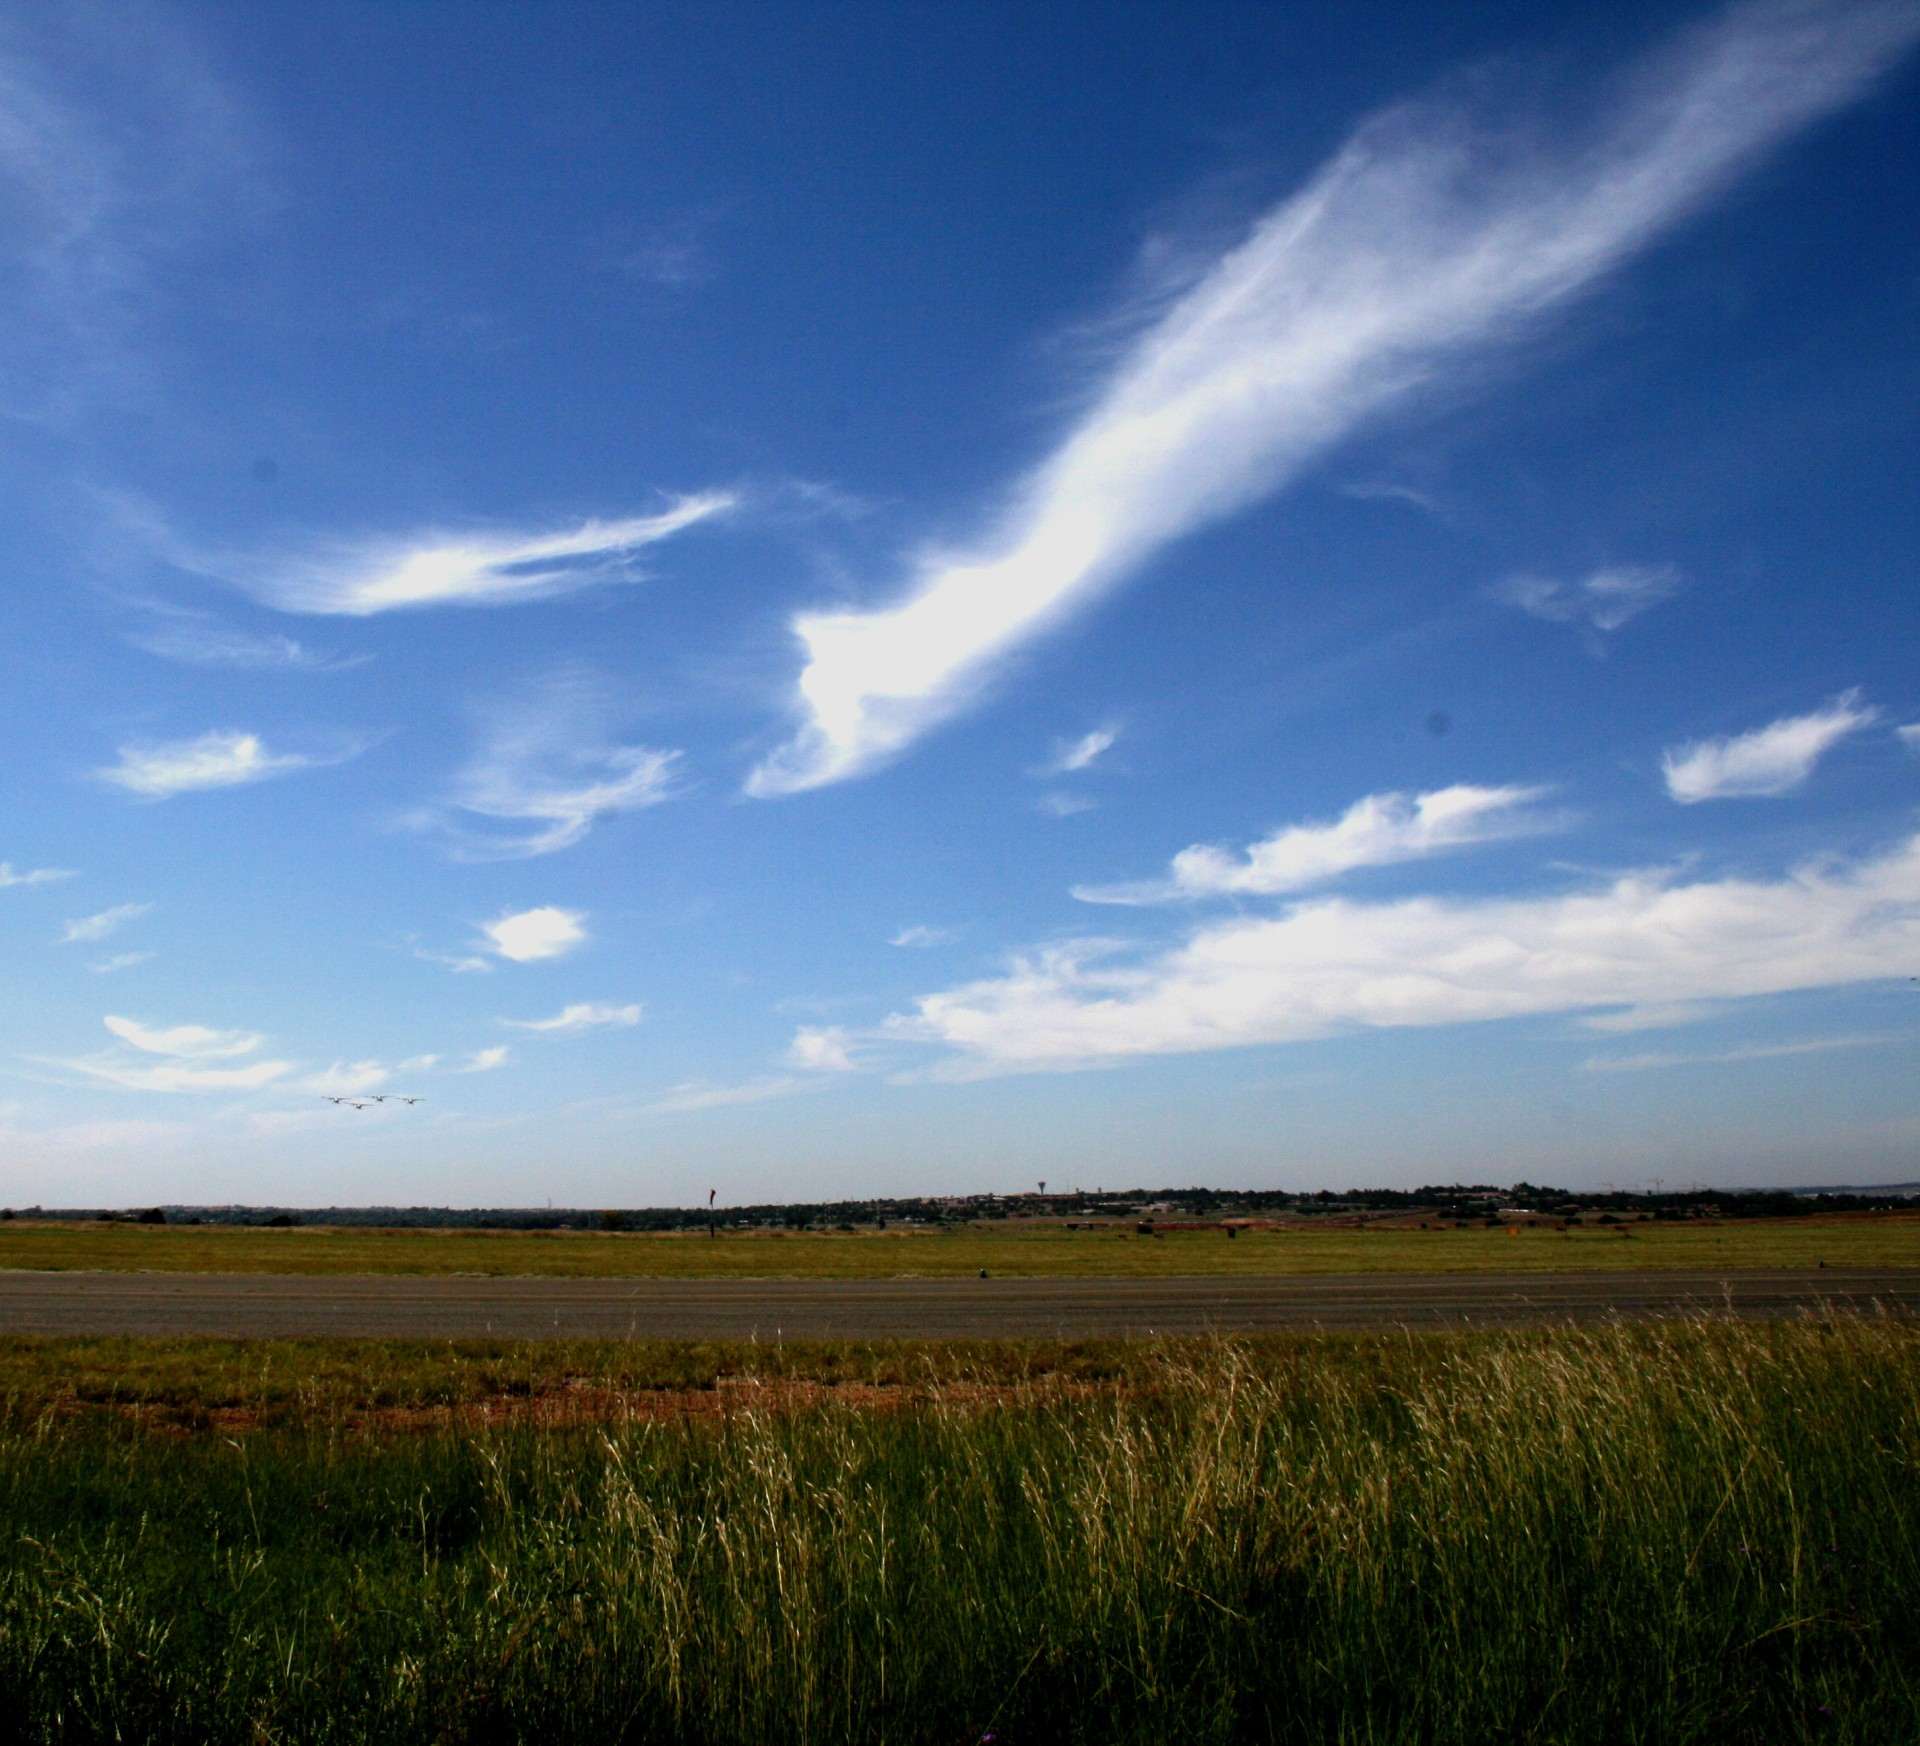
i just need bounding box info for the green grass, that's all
[1,1319,1916,1743]
[1,1212,1915,1277]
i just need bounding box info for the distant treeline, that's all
[7,1179,1918,1230]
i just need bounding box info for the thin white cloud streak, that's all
[0,861,75,887]
[480,907,585,963]
[1075,784,1549,904]
[102,1015,260,1058]
[1582,1034,1895,1073]
[1492,563,1684,633]
[55,1056,291,1093]
[98,730,343,798]
[60,902,151,943]
[1897,723,1920,751]
[643,1075,810,1115]
[424,678,681,859]
[462,1046,510,1073]
[244,494,732,616]
[128,617,358,671]
[304,1061,391,1095]
[89,951,152,974]
[1037,727,1119,776]
[1662,692,1877,802]
[1035,792,1098,819]
[891,924,957,948]
[502,1002,642,1034]
[886,832,1920,1075]
[749,0,1920,795]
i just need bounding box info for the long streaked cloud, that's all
[127,613,359,672]
[98,730,347,798]
[502,1001,642,1034]
[1035,727,1120,777]
[103,1014,261,1058]
[60,902,152,943]
[0,861,75,888]
[416,675,681,859]
[748,0,1920,796]
[1582,1033,1894,1073]
[885,832,1920,1075]
[241,494,732,616]
[1661,691,1877,802]
[1074,784,1549,904]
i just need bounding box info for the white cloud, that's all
[413,945,492,975]
[58,1056,291,1093]
[242,494,732,615]
[462,1046,510,1073]
[1035,792,1098,819]
[60,902,152,943]
[885,832,1920,1075]
[1583,1034,1893,1073]
[1662,692,1877,802]
[103,1014,262,1058]
[747,1,1920,795]
[502,1002,642,1034]
[89,951,152,974]
[99,731,342,798]
[1075,784,1548,904]
[0,862,75,887]
[304,1060,390,1096]
[1492,564,1683,633]
[643,1075,809,1114]
[1037,727,1119,776]
[1897,723,1920,751]
[891,924,957,948]
[422,675,681,859]
[788,1025,857,1072]
[479,906,586,963]
[128,616,357,671]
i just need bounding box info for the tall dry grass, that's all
[1,1318,1915,1742]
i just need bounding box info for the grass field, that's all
[1,1211,1915,1278]
[0,1319,1914,1743]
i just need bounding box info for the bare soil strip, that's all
[0,1267,1915,1339]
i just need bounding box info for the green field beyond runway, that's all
[0,1212,1913,1277]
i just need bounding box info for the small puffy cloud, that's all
[0,862,76,888]
[502,1002,642,1034]
[421,674,680,859]
[1662,692,1877,803]
[1035,728,1119,777]
[788,1025,856,1072]
[462,1045,510,1073]
[103,1014,262,1058]
[891,924,956,948]
[246,494,732,615]
[1492,564,1683,634]
[480,906,586,963]
[61,903,153,943]
[99,731,342,799]
[1075,784,1548,905]
[886,832,1920,1076]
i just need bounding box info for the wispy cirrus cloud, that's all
[103,1014,260,1058]
[502,1002,641,1034]
[1895,722,1919,751]
[891,924,957,948]
[237,494,732,616]
[42,1012,289,1093]
[89,951,152,974]
[1492,563,1684,635]
[886,832,1920,1075]
[1582,1034,1895,1073]
[1074,784,1550,904]
[748,0,1920,795]
[127,611,359,672]
[98,730,352,799]
[643,1075,812,1115]
[1662,691,1877,802]
[1035,727,1120,777]
[479,906,586,963]
[60,902,151,943]
[0,861,75,888]
[416,675,681,859]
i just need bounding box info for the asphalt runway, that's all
[0,1268,1915,1340]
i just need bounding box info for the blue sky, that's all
[2,0,1918,1207]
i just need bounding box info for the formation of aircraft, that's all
[322,1094,424,1110]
